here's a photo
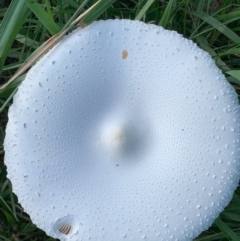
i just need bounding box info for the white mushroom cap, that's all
[4,20,240,241]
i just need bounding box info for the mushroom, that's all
[4,19,240,241]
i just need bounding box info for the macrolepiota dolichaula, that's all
[4,20,240,241]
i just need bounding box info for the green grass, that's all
[0,0,240,240]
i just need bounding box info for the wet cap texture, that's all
[4,20,240,241]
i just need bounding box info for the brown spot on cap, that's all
[122,50,128,59]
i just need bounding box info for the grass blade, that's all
[0,196,18,221]
[217,9,240,23]
[62,0,90,31]
[191,9,240,44]
[24,0,61,35]
[64,0,80,9]
[222,212,240,222]
[81,0,117,25]
[218,47,240,57]
[0,89,17,113]
[195,231,232,241]
[192,11,240,44]
[215,218,240,241]
[158,0,175,28]
[0,234,11,241]
[0,0,30,72]
[135,0,155,21]
[226,70,240,82]
[45,0,54,18]
[195,35,230,72]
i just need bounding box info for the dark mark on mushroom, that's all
[58,223,72,235]
[122,50,128,59]
[79,21,87,29]
[53,215,79,237]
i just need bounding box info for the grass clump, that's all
[0,0,240,240]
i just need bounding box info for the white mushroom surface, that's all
[4,20,240,241]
